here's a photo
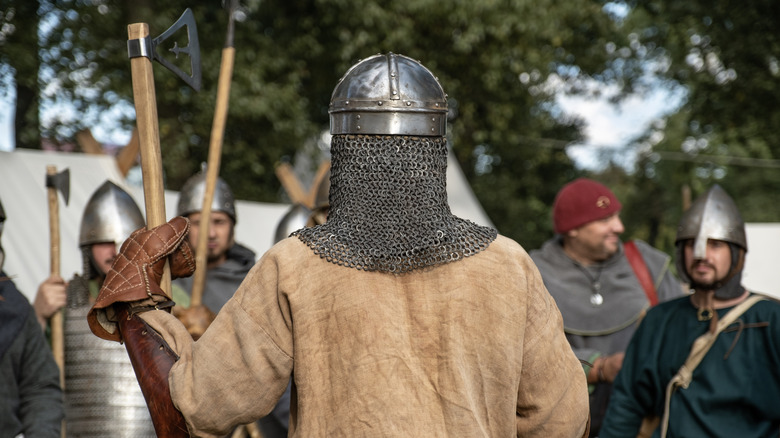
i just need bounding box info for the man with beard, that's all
[529,178,685,437]
[35,180,179,436]
[600,185,780,438]
[173,172,290,438]
[173,172,255,315]
[87,53,589,437]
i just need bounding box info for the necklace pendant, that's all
[590,293,604,306]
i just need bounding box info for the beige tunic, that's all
[141,235,589,437]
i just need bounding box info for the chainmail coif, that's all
[293,134,497,274]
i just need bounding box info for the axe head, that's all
[46,168,71,206]
[152,8,202,91]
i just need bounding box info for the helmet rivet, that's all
[392,90,398,95]
[345,100,350,105]
[377,101,383,106]
[406,101,411,106]
[356,115,361,119]
[357,125,361,130]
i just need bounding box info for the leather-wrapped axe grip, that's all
[118,306,190,437]
[88,216,196,342]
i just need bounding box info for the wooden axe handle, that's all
[128,23,171,295]
[45,165,65,389]
[190,47,235,307]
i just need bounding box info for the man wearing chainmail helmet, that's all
[58,181,171,436]
[87,53,589,437]
[601,185,780,437]
[33,181,190,436]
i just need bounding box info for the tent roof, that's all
[0,148,493,300]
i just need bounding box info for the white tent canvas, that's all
[0,148,494,301]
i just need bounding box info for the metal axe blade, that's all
[45,167,70,206]
[127,8,202,91]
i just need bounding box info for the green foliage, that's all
[3,0,642,250]
[611,0,780,251]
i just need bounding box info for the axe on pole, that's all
[124,9,201,437]
[126,8,202,296]
[190,0,240,308]
[45,166,69,389]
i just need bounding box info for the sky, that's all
[1,99,12,151]
[558,84,684,170]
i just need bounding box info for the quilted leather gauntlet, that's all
[88,216,196,342]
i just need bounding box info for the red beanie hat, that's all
[553,178,622,234]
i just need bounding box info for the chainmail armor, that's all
[64,276,156,437]
[293,134,497,274]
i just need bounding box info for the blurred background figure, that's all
[530,177,685,437]
[0,196,64,437]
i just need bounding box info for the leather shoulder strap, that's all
[624,240,658,306]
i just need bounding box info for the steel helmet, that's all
[329,52,448,136]
[274,203,311,244]
[176,171,237,223]
[676,184,746,258]
[79,181,145,247]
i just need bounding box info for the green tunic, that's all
[601,293,780,438]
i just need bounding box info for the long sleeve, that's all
[599,313,659,438]
[516,265,590,437]
[140,255,294,437]
[11,307,64,437]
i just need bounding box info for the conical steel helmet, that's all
[176,171,237,222]
[79,181,145,247]
[329,53,448,136]
[676,184,746,259]
[274,203,311,244]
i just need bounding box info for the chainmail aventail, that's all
[293,134,497,274]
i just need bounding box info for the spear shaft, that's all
[190,0,239,306]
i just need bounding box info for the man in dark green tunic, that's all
[601,185,780,438]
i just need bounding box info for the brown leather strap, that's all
[118,306,190,437]
[624,240,658,306]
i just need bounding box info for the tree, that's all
[1,2,41,148]
[1,0,634,249]
[605,0,780,251]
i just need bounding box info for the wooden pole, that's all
[128,22,171,295]
[45,165,65,387]
[190,46,235,307]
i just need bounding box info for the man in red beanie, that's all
[529,177,685,437]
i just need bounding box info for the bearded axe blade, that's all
[127,8,202,91]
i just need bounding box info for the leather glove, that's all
[88,216,196,342]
